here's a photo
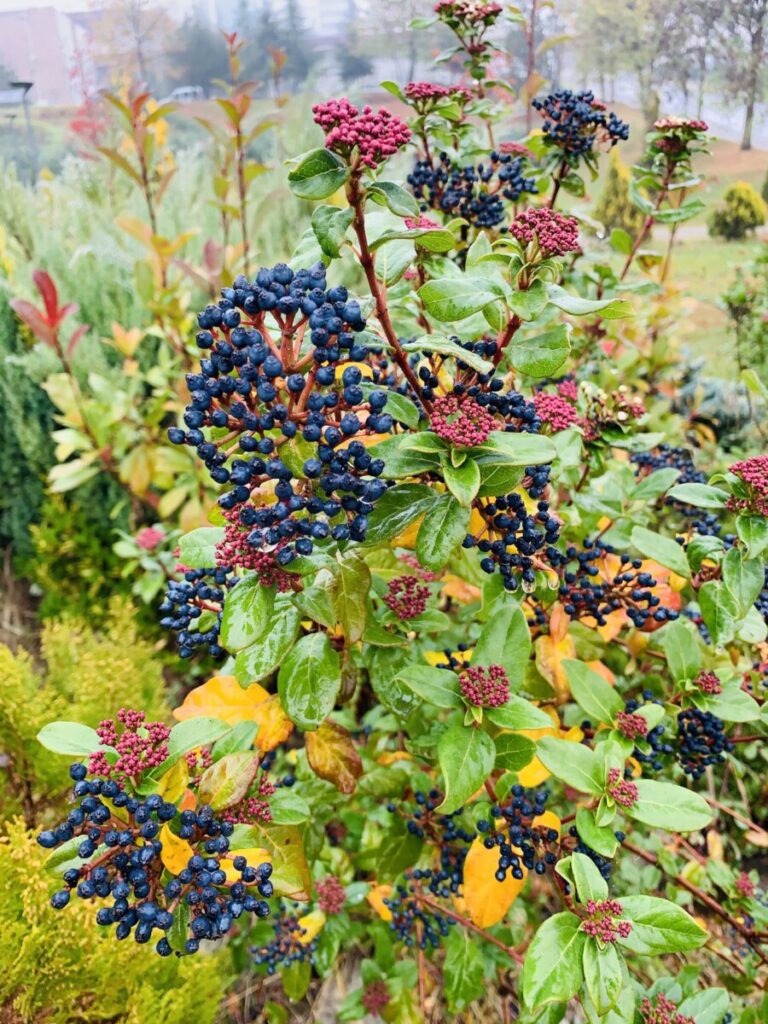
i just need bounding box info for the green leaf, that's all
[571,851,609,902]
[508,324,571,378]
[722,549,764,616]
[162,717,231,770]
[443,457,481,506]
[563,659,623,725]
[630,525,690,579]
[575,807,618,858]
[197,751,259,810]
[476,431,557,466]
[362,483,437,544]
[371,226,455,253]
[282,961,311,1001]
[443,930,485,1012]
[311,204,354,257]
[609,228,632,255]
[631,467,680,501]
[509,279,549,320]
[396,665,462,709]
[368,433,442,479]
[287,148,349,200]
[485,696,553,730]
[331,550,371,643]
[359,382,421,429]
[583,941,623,1015]
[367,179,419,217]
[677,989,730,1024]
[37,722,103,756]
[627,780,713,831]
[472,600,531,690]
[699,580,738,646]
[234,602,302,684]
[220,577,276,652]
[536,736,603,795]
[547,284,632,319]
[167,900,190,954]
[436,723,495,814]
[178,526,225,568]
[735,514,768,559]
[494,732,537,771]
[667,483,729,509]
[212,721,258,760]
[416,493,470,571]
[522,912,586,1008]
[705,686,761,723]
[660,619,701,681]
[417,277,504,322]
[618,895,707,954]
[269,789,312,825]
[278,632,341,730]
[402,334,493,374]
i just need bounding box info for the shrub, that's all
[708,180,767,239]
[594,148,645,238]
[0,818,228,1023]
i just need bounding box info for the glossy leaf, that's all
[278,632,341,730]
[522,912,586,1008]
[618,895,707,954]
[305,721,363,793]
[436,722,495,814]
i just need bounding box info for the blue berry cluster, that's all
[676,708,733,779]
[167,263,394,561]
[252,905,318,974]
[532,90,629,157]
[558,541,678,628]
[383,884,455,949]
[631,445,724,536]
[567,824,624,882]
[407,151,537,229]
[39,763,271,956]
[478,785,558,880]
[464,492,561,592]
[159,565,233,658]
[387,791,474,898]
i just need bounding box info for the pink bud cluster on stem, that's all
[312,98,411,169]
[430,394,496,447]
[459,664,510,707]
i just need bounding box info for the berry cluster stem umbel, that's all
[346,171,430,408]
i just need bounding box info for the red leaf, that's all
[32,269,58,324]
[9,298,55,346]
[67,324,89,357]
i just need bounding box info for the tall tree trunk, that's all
[741,97,755,150]
[696,50,706,118]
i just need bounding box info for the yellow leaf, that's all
[424,648,472,668]
[297,909,326,944]
[252,693,294,751]
[368,884,393,921]
[156,758,189,803]
[173,674,270,725]
[392,516,423,549]
[160,824,194,874]
[534,633,576,702]
[334,362,373,381]
[587,660,615,686]
[462,837,526,927]
[441,574,481,603]
[532,810,561,835]
[707,830,724,862]
[377,751,412,765]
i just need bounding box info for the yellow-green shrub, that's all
[0,602,169,825]
[594,149,645,238]
[0,819,229,1023]
[709,181,767,240]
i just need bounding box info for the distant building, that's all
[0,6,98,106]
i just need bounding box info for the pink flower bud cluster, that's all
[615,710,649,740]
[694,670,722,695]
[736,872,756,898]
[217,508,297,591]
[459,664,510,707]
[89,708,170,782]
[509,207,580,258]
[557,378,579,401]
[404,214,441,230]
[185,745,214,776]
[312,98,411,169]
[430,394,496,447]
[361,980,391,1016]
[581,899,632,943]
[534,392,579,432]
[221,774,276,825]
[498,141,533,158]
[136,526,165,551]
[383,574,431,620]
[640,994,695,1024]
[404,81,470,108]
[728,455,768,516]
[654,116,708,133]
[434,0,502,24]
[606,767,638,808]
[315,875,346,914]
[401,553,440,582]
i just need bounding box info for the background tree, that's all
[91,0,175,90]
[718,0,768,150]
[170,18,229,93]
[337,0,374,85]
